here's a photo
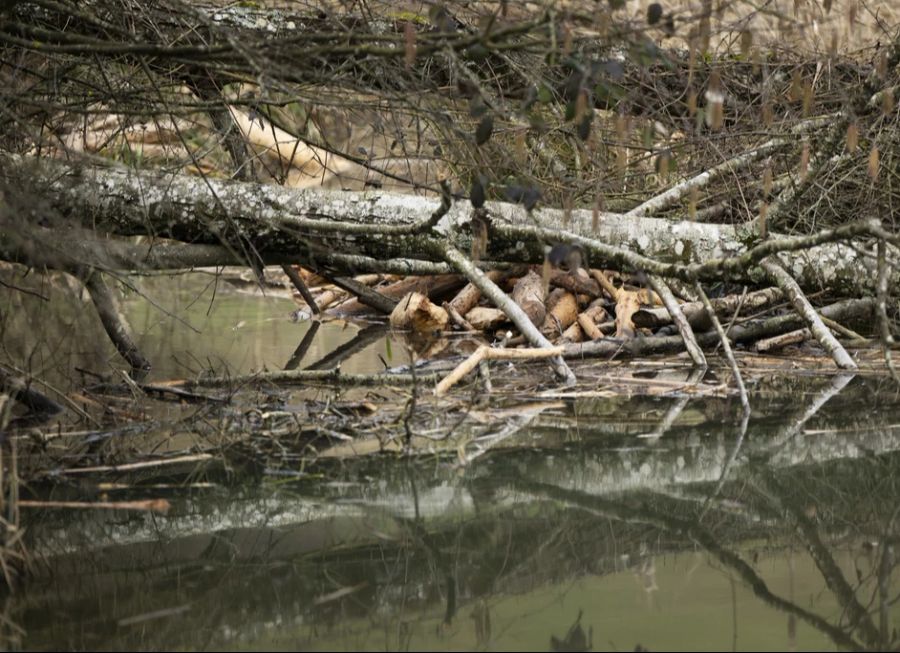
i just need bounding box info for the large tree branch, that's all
[2,154,894,293]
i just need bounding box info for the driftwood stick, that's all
[50,453,214,475]
[448,270,505,316]
[648,275,707,367]
[182,368,440,388]
[435,242,576,386]
[281,265,320,314]
[576,313,603,341]
[695,283,750,412]
[564,298,875,359]
[632,287,783,331]
[761,258,857,370]
[82,270,151,371]
[590,269,620,300]
[819,316,866,342]
[549,270,601,297]
[755,328,811,352]
[435,345,566,396]
[319,273,397,315]
[443,302,475,331]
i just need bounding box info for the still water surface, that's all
[6,275,900,651]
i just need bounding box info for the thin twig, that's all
[695,283,750,412]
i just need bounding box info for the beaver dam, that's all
[0,271,898,650]
[2,0,900,649]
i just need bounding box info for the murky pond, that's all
[4,273,900,651]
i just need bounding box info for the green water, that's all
[3,273,900,651]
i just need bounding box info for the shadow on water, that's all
[9,373,900,651]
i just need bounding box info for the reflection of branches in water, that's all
[699,404,750,520]
[757,373,856,463]
[283,320,320,370]
[758,471,881,649]
[514,478,866,651]
[875,505,900,649]
[303,323,388,371]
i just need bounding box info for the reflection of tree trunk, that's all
[514,478,865,651]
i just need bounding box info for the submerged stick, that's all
[18,499,171,513]
[50,453,214,475]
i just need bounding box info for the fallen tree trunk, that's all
[2,154,893,293]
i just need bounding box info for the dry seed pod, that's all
[687,89,698,116]
[689,186,699,220]
[883,88,895,115]
[762,166,773,196]
[802,81,814,117]
[876,51,888,78]
[758,202,768,238]
[846,122,858,153]
[868,145,880,179]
